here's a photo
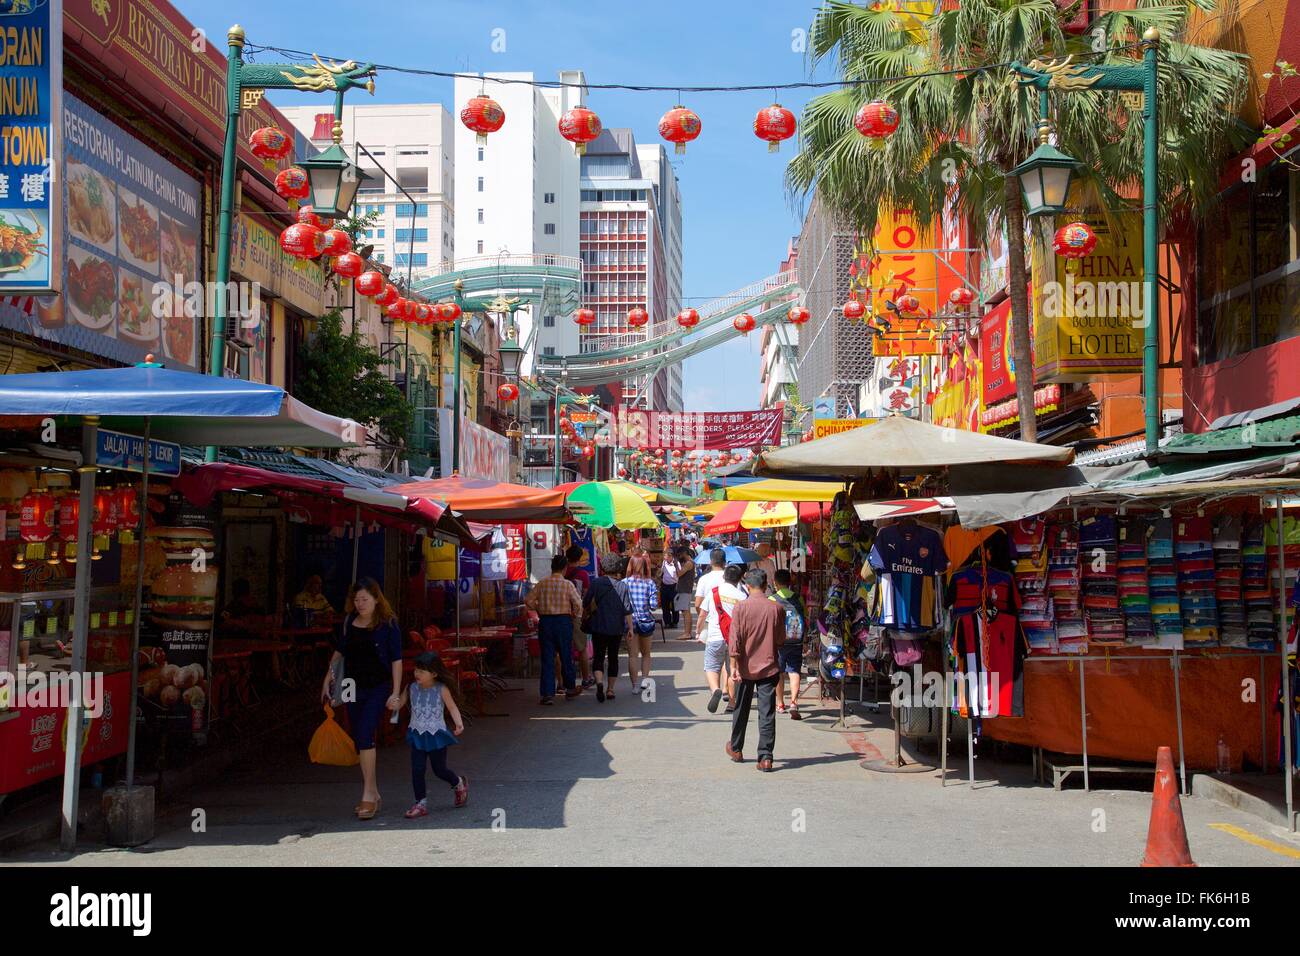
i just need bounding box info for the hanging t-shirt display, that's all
[946,561,1024,722]
[868,521,947,633]
[1009,518,1054,652]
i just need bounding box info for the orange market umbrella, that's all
[388,475,589,523]
[702,500,798,536]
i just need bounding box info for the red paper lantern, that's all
[1053,221,1097,259]
[659,105,702,155]
[279,223,325,260]
[116,485,139,531]
[436,302,462,323]
[733,312,755,334]
[461,94,506,145]
[498,383,519,402]
[842,299,866,320]
[618,467,628,478]
[321,228,352,257]
[573,308,596,326]
[58,494,79,542]
[297,206,326,228]
[627,306,649,328]
[19,490,55,543]
[356,270,385,296]
[386,298,407,321]
[275,166,309,209]
[753,104,796,152]
[949,287,975,308]
[374,283,398,308]
[333,252,365,280]
[91,487,118,559]
[853,100,900,147]
[249,126,292,171]
[676,308,699,328]
[787,305,810,325]
[581,444,595,459]
[896,294,921,313]
[414,303,434,325]
[558,106,602,155]
[403,299,420,322]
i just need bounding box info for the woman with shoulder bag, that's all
[320,578,403,820]
[623,553,659,692]
[586,553,634,703]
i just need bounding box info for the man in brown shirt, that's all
[726,567,786,771]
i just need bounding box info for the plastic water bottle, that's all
[1216,735,1231,774]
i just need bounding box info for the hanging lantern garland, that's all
[249,126,292,171]
[437,302,462,324]
[320,228,352,258]
[573,307,596,327]
[627,306,649,328]
[356,270,386,296]
[896,294,921,314]
[949,287,975,308]
[559,106,603,155]
[842,299,865,320]
[58,493,79,564]
[333,252,365,281]
[461,94,506,145]
[14,489,55,569]
[787,305,810,325]
[753,104,796,152]
[297,206,326,228]
[374,283,399,308]
[659,105,701,155]
[498,383,519,402]
[676,308,699,329]
[279,223,326,260]
[732,312,755,334]
[274,166,309,210]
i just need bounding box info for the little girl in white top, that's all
[400,651,467,817]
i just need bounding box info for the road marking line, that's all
[1208,823,1300,859]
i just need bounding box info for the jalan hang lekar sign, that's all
[1032,199,1145,382]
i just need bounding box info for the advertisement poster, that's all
[438,410,511,482]
[862,356,921,418]
[0,0,60,295]
[136,491,218,737]
[613,408,783,450]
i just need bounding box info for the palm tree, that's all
[788,0,1247,441]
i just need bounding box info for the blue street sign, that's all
[95,428,181,477]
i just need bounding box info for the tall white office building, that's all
[278,104,455,274]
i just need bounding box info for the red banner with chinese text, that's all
[613,409,783,450]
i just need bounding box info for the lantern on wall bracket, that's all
[1010,132,1081,218]
[498,334,524,378]
[298,126,370,220]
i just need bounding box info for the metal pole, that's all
[125,419,150,788]
[206,26,245,463]
[967,706,975,787]
[1173,650,1188,795]
[553,379,562,488]
[1141,28,1161,455]
[1277,496,1294,830]
[60,416,99,850]
[1260,656,1269,775]
[350,503,362,583]
[452,283,464,475]
[1079,660,1090,792]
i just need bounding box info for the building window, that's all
[476,240,484,254]
[395,203,428,217]
[398,149,428,156]
[1198,160,1300,364]
[544,223,555,235]
[544,192,555,204]
[543,346,556,356]
[477,208,484,224]
[395,253,429,268]
[477,177,484,192]
[543,315,555,328]
[477,147,484,161]
[395,228,428,243]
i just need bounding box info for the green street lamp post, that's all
[209,25,375,462]
[1011,26,1161,455]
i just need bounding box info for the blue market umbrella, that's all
[694,545,760,566]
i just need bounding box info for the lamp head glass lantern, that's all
[299,144,368,220]
[1010,142,1081,218]
[498,336,524,378]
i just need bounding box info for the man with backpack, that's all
[771,568,806,720]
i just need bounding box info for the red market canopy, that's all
[175,463,487,548]
[387,475,590,524]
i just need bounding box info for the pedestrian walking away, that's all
[673,547,697,640]
[624,552,659,692]
[565,544,595,688]
[400,652,468,817]
[586,553,634,703]
[726,568,786,771]
[659,548,680,630]
[703,564,746,714]
[525,554,586,704]
[772,568,807,720]
[319,578,404,819]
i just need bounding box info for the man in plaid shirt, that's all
[525,554,585,704]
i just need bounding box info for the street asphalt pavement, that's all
[5,628,1299,866]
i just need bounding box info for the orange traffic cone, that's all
[1140,745,1196,867]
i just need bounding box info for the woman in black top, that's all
[321,578,403,819]
[674,547,697,640]
[586,553,633,703]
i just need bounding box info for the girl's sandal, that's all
[356,798,381,820]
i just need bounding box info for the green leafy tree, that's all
[295,308,411,453]
[788,0,1247,440]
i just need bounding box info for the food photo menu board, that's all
[1,94,202,369]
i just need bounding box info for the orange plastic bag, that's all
[308,705,359,767]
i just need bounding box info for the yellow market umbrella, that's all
[702,500,799,535]
[724,478,844,502]
[684,500,729,517]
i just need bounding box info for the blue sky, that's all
[176,0,831,411]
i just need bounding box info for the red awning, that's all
[174,463,488,549]
[388,475,577,523]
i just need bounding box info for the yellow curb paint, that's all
[1208,823,1300,860]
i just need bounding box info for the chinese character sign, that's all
[613,409,782,450]
[0,0,61,294]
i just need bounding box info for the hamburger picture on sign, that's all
[138,492,218,737]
